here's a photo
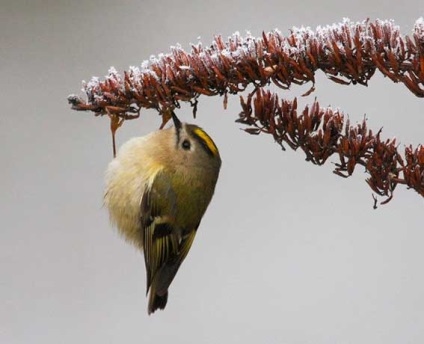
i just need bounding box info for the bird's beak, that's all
[171,111,182,130]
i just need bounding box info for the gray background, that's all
[2,1,424,343]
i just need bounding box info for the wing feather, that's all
[140,172,179,292]
[140,171,200,302]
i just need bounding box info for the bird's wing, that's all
[174,229,197,267]
[151,229,197,296]
[140,171,199,296]
[140,172,179,293]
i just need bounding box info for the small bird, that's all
[104,113,221,314]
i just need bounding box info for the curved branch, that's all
[67,18,424,204]
[237,89,424,204]
[68,18,424,117]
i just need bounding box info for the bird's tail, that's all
[148,287,168,315]
[147,261,181,314]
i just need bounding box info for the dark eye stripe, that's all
[192,128,218,156]
[192,133,215,157]
[193,128,219,156]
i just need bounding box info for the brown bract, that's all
[237,89,424,205]
[68,18,424,205]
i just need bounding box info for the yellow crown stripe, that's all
[193,128,218,156]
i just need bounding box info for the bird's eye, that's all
[182,139,191,150]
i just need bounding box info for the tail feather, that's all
[147,262,181,314]
[148,290,168,315]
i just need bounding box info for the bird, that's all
[104,113,221,314]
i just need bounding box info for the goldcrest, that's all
[104,114,221,314]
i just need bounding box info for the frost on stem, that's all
[68,18,424,205]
